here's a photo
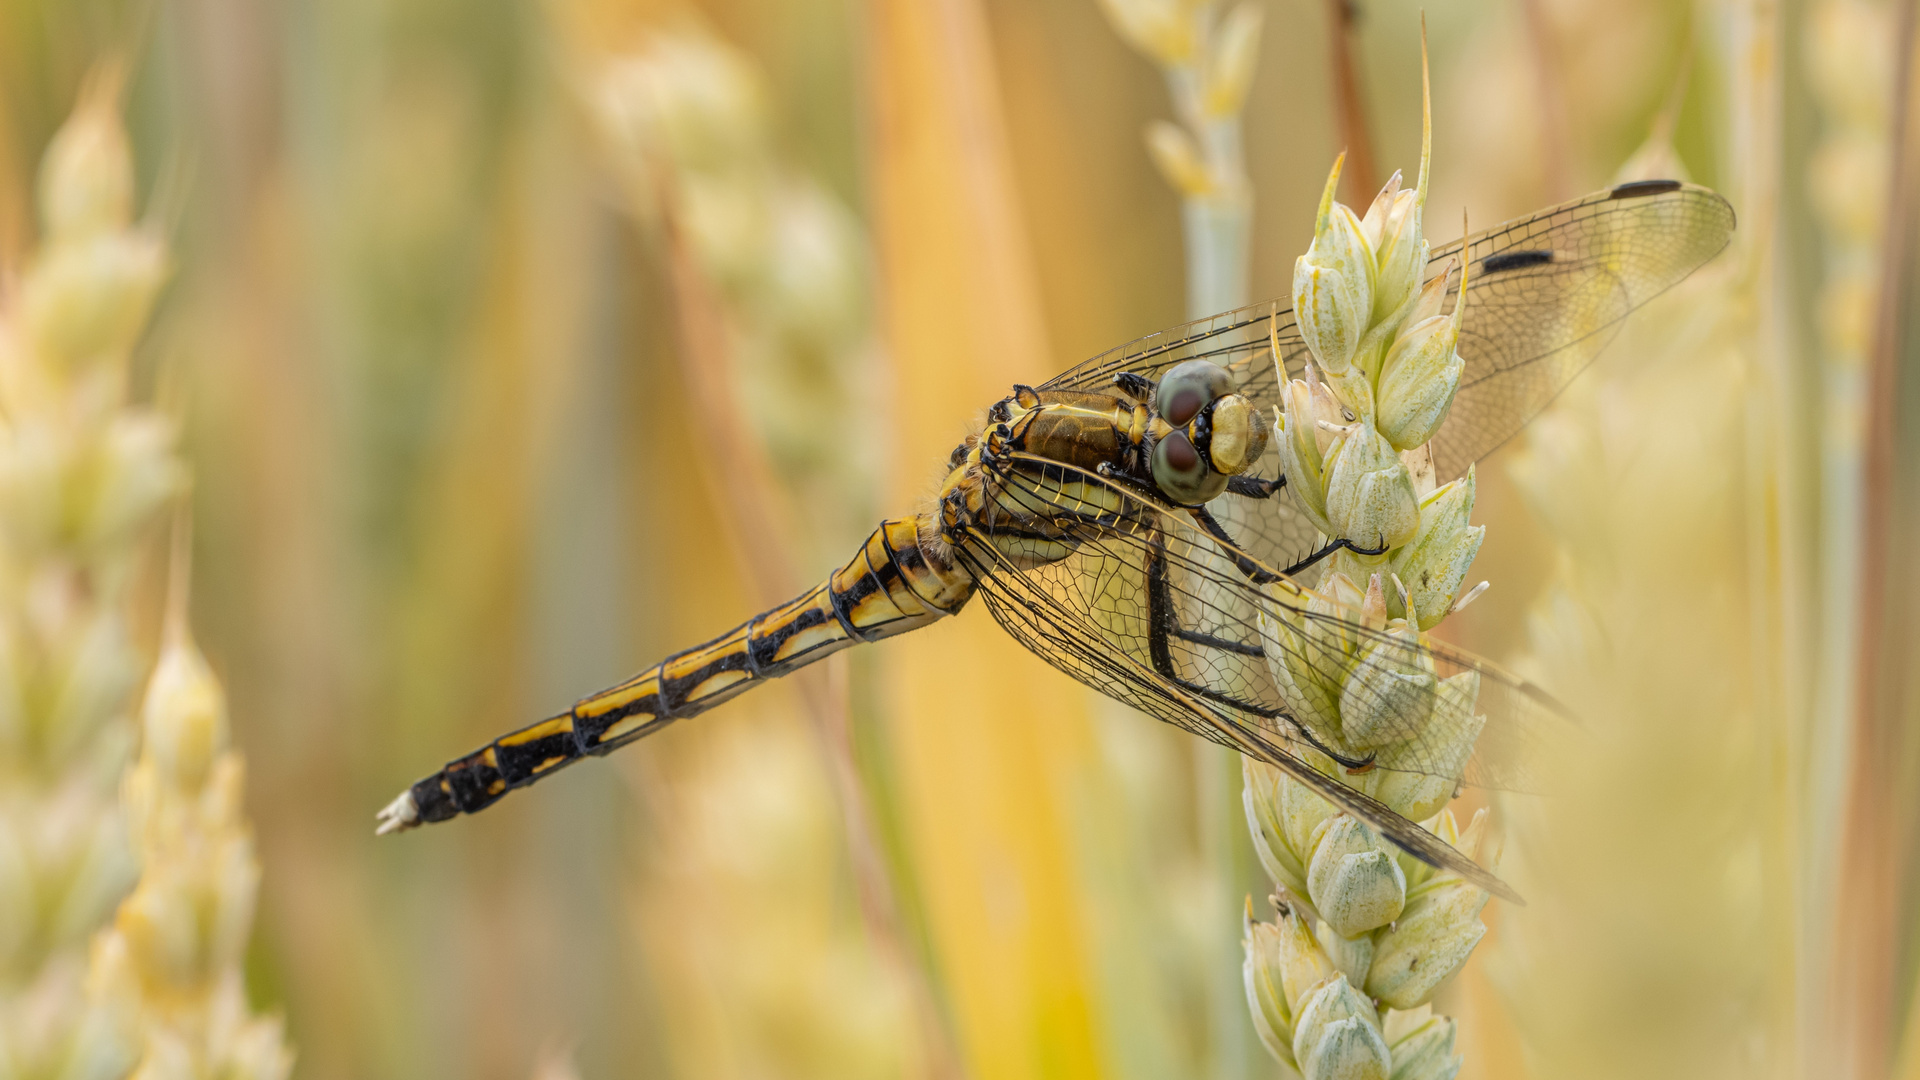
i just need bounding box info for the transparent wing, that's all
[955,456,1564,902]
[1424,180,1736,479]
[1040,301,1302,406]
[1043,181,1736,482]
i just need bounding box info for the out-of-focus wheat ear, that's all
[94,506,294,1077]
[1101,0,1259,315]
[0,62,183,1078]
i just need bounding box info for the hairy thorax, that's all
[923,386,1148,573]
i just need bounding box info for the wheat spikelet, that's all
[85,519,293,1078]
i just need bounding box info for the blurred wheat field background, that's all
[0,0,1917,1078]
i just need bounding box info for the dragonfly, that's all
[376,179,1735,901]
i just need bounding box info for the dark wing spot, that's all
[1479,249,1555,275]
[1609,178,1683,199]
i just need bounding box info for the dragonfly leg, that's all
[1279,535,1390,578]
[1297,724,1377,772]
[1187,505,1280,584]
[1225,474,1284,499]
[1172,626,1263,657]
[1144,526,1376,772]
[1110,371,1155,402]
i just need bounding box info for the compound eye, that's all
[1165,387,1202,426]
[1154,360,1234,425]
[1152,430,1227,505]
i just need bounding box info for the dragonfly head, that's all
[1150,360,1270,505]
[1204,394,1270,474]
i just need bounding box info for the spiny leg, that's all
[1279,535,1391,578]
[1144,525,1374,771]
[1226,474,1284,498]
[1110,371,1155,402]
[1186,504,1384,587]
[1208,479,1384,581]
[1188,505,1280,585]
[1198,476,1393,584]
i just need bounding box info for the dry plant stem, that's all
[1803,6,1894,1051]
[1733,11,1801,1079]
[657,210,806,603]
[1838,1,1920,1073]
[1324,0,1378,205]
[924,0,1057,362]
[591,25,980,1073]
[1518,0,1575,200]
[660,214,961,1080]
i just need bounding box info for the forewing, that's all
[958,458,1565,901]
[1041,301,1304,403]
[1423,181,1736,480]
[1042,181,1735,482]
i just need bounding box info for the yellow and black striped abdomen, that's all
[392,516,972,828]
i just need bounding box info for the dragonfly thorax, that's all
[942,373,1271,523]
[927,373,1273,572]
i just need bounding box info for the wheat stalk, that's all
[1098,0,1263,317]
[1239,37,1494,1080]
